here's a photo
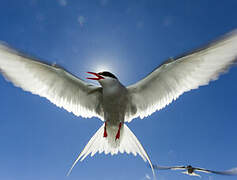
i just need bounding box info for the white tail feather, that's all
[67,123,155,179]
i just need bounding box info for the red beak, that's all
[86,72,104,80]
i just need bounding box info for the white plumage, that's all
[126,30,237,122]
[0,43,104,119]
[0,30,237,179]
[67,124,152,176]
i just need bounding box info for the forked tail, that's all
[67,123,155,179]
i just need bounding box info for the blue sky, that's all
[0,0,237,180]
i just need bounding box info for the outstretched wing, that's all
[195,167,237,175]
[152,164,186,170]
[0,43,103,120]
[126,30,237,122]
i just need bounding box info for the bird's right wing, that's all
[195,167,237,175]
[126,30,237,122]
[152,165,186,171]
[0,43,104,120]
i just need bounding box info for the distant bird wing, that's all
[195,167,237,175]
[0,43,104,120]
[193,167,212,174]
[152,164,186,170]
[126,30,237,122]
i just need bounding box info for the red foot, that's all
[115,122,122,140]
[104,122,107,137]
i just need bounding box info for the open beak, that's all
[86,72,104,80]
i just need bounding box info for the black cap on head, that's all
[98,71,117,79]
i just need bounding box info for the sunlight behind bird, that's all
[93,63,115,74]
[85,57,122,78]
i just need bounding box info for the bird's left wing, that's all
[0,43,103,120]
[152,165,186,171]
[195,167,237,175]
[126,30,237,122]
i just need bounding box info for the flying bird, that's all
[0,30,237,177]
[152,164,237,177]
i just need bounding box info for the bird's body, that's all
[0,30,237,178]
[100,78,128,146]
[186,165,195,174]
[102,79,127,126]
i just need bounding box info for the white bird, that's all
[0,30,237,178]
[152,164,237,177]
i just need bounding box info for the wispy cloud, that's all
[137,20,144,29]
[141,174,151,180]
[145,174,151,179]
[100,0,109,6]
[78,16,86,27]
[58,0,67,6]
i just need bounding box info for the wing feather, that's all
[152,165,186,170]
[126,30,237,122]
[0,43,103,119]
[195,167,237,175]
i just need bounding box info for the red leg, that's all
[103,122,107,138]
[115,122,122,140]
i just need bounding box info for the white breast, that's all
[102,82,128,124]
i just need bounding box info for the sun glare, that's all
[94,64,114,73]
[88,58,118,75]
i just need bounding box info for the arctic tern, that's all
[152,164,237,177]
[0,30,237,177]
